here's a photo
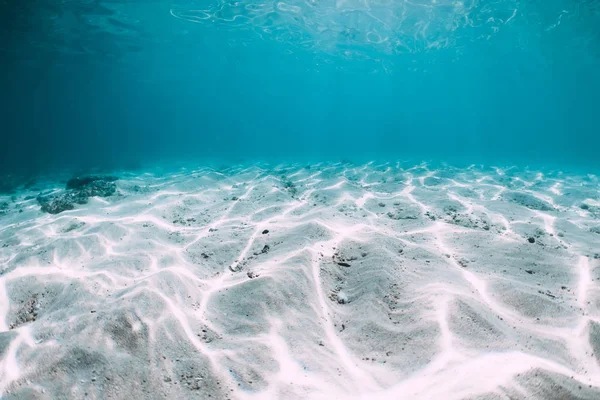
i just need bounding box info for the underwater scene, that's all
[1,0,600,399]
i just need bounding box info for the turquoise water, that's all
[2,0,599,174]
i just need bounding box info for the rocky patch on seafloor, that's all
[37,176,118,214]
[0,201,9,216]
[503,191,555,211]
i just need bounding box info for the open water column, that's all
[1,1,599,399]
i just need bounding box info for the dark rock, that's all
[525,270,534,274]
[38,176,117,214]
[528,237,536,244]
[261,245,270,254]
[66,175,118,190]
[337,262,351,267]
[78,179,117,198]
[262,229,269,234]
[37,193,77,214]
[283,180,297,196]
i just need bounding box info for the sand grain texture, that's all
[0,162,599,399]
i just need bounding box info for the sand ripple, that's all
[0,162,599,399]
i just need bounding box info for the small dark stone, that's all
[580,203,589,210]
[528,237,536,244]
[337,262,351,267]
[261,245,270,254]
[262,229,269,234]
[525,270,534,274]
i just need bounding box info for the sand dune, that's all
[0,162,599,399]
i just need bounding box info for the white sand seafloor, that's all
[0,162,600,400]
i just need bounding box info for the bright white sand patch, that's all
[0,162,599,399]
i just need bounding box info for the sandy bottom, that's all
[1,162,599,400]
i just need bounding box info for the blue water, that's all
[2,0,599,175]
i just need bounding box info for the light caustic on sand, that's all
[0,162,599,399]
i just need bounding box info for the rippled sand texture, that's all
[1,162,600,399]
